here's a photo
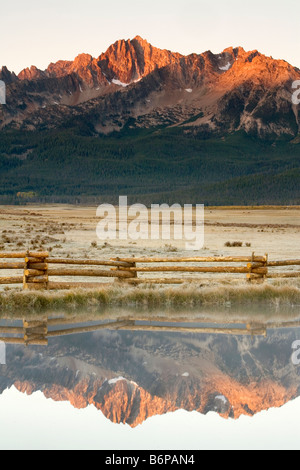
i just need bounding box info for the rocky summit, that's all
[2,327,299,427]
[1,36,300,138]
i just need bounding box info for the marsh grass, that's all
[0,280,300,315]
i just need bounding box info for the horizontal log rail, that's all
[114,266,267,274]
[47,281,111,290]
[0,251,49,259]
[267,260,300,267]
[111,256,267,263]
[0,262,25,269]
[0,251,299,289]
[0,276,23,285]
[267,273,300,279]
[47,268,135,278]
[47,258,133,268]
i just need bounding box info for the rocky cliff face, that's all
[0,66,18,84]
[2,327,300,427]
[13,370,296,427]
[1,36,299,138]
[97,36,183,84]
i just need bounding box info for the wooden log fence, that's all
[0,317,269,345]
[3,315,300,345]
[0,251,299,289]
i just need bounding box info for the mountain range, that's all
[1,35,300,136]
[0,36,299,204]
[1,325,299,428]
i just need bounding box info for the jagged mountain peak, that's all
[5,328,300,428]
[0,66,17,84]
[1,36,300,138]
[97,35,183,84]
[18,65,46,81]
[72,53,94,66]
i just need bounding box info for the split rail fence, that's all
[0,318,268,345]
[2,316,300,345]
[0,251,300,290]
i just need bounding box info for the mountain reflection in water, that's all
[1,308,300,448]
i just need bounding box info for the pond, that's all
[0,307,300,450]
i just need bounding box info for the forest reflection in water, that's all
[0,305,300,449]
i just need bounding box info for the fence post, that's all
[246,252,266,283]
[23,252,49,290]
[130,256,138,283]
[113,257,137,284]
[263,253,269,281]
[23,251,30,290]
[23,319,48,345]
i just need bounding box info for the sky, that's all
[1,0,300,74]
[0,386,300,450]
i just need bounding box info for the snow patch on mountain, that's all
[112,79,129,87]
[219,62,232,71]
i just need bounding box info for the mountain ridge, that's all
[1,36,299,138]
[2,328,299,428]
[0,37,300,204]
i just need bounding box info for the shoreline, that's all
[0,280,300,315]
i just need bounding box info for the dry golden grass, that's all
[0,204,299,313]
[0,279,299,315]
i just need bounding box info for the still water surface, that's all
[0,308,300,450]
